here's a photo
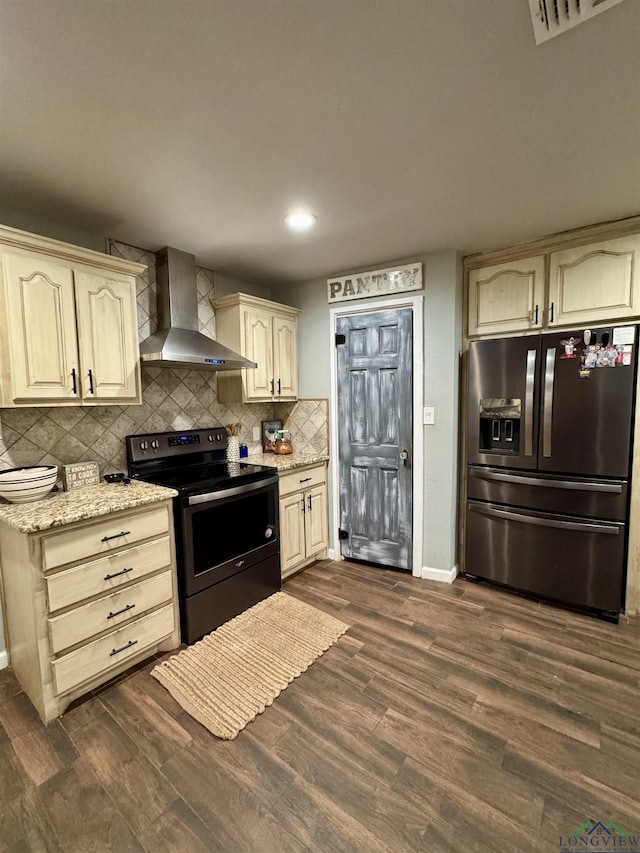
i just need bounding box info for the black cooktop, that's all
[133,461,276,497]
[126,427,276,497]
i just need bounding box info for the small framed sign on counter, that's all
[62,462,100,491]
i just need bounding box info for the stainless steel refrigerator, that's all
[465,325,637,621]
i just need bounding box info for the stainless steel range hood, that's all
[139,246,257,371]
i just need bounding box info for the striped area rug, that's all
[151,591,349,739]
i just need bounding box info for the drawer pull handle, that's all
[104,566,134,581]
[110,639,138,657]
[107,603,136,620]
[300,477,312,483]
[101,530,131,543]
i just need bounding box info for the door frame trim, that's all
[329,293,424,576]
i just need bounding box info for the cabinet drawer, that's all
[48,571,173,654]
[42,505,170,571]
[52,604,175,696]
[46,535,172,611]
[278,465,326,497]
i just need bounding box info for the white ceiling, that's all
[1,0,639,284]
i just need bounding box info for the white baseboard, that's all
[0,649,8,670]
[421,565,458,584]
[327,548,339,561]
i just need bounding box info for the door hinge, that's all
[335,333,346,346]
[338,528,349,540]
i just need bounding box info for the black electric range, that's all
[126,427,280,643]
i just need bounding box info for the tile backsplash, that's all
[0,240,327,475]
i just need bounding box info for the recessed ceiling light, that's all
[284,211,317,231]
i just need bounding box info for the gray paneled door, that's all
[336,307,413,570]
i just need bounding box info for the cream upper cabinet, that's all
[467,256,545,337]
[548,235,640,327]
[244,308,275,399]
[0,225,145,406]
[3,254,80,402]
[75,272,139,400]
[214,292,300,403]
[272,314,298,399]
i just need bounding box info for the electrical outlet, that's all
[252,426,260,441]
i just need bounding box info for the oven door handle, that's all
[187,474,279,506]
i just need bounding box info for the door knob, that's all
[400,450,409,467]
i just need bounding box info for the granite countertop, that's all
[249,451,329,471]
[0,481,178,534]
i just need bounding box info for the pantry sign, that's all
[327,262,423,304]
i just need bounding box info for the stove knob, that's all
[150,439,159,450]
[216,433,223,442]
[207,434,214,442]
[139,440,149,452]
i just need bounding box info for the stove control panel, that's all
[126,427,228,465]
[169,434,200,447]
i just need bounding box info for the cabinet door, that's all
[3,254,80,401]
[304,484,328,558]
[280,491,306,575]
[74,272,140,401]
[549,235,640,327]
[243,309,273,400]
[272,314,298,399]
[468,257,545,336]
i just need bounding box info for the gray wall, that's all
[0,204,106,253]
[422,251,463,572]
[215,272,272,301]
[272,248,463,575]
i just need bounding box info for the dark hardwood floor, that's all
[1,560,640,852]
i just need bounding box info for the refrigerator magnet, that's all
[613,326,635,346]
[582,345,598,369]
[560,336,580,358]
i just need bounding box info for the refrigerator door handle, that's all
[542,347,556,457]
[524,349,536,456]
[468,502,619,535]
[468,468,624,494]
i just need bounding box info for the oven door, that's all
[180,474,279,596]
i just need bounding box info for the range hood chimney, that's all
[139,247,257,371]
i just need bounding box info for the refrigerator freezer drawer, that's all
[467,466,628,521]
[465,500,626,614]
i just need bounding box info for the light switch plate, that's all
[423,407,435,425]
[252,426,261,441]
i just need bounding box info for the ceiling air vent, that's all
[528,0,628,44]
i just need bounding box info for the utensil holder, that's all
[226,436,240,462]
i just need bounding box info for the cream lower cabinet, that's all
[0,225,144,406]
[0,501,180,722]
[214,292,300,403]
[548,234,640,328]
[279,463,328,579]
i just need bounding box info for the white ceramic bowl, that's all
[0,465,58,503]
